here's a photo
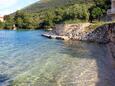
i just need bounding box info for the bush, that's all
[0,22,4,29]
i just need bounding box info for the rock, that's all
[42,23,115,43]
[42,33,69,40]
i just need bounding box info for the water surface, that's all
[0,30,114,86]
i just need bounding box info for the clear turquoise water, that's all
[0,30,110,86]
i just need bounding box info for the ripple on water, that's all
[0,30,113,86]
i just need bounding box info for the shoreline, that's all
[107,43,115,68]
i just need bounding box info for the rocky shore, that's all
[42,22,115,60]
[42,23,115,43]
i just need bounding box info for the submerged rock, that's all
[0,74,9,82]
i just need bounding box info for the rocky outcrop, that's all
[42,23,91,40]
[42,33,69,40]
[42,23,115,43]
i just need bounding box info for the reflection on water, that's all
[0,30,113,86]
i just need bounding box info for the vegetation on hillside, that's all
[0,21,4,29]
[1,0,111,30]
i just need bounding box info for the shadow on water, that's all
[61,40,115,86]
[0,74,10,85]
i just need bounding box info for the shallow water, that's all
[0,30,114,86]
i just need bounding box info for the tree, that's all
[64,4,89,21]
[90,7,105,21]
[14,11,24,28]
[0,21,4,29]
[4,15,14,29]
[15,17,23,28]
[41,10,55,28]
[54,8,65,23]
[14,10,39,29]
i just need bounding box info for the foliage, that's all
[4,15,14,29]
[0,21,4,29]
[14,11,39,29]
[89,0,111,22]
[90,7,105,21]
[64,4,89,21]
[3,0,111,30]
[39,4,89,28]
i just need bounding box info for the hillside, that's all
[4,0,110,30]
[22,0,94,13]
